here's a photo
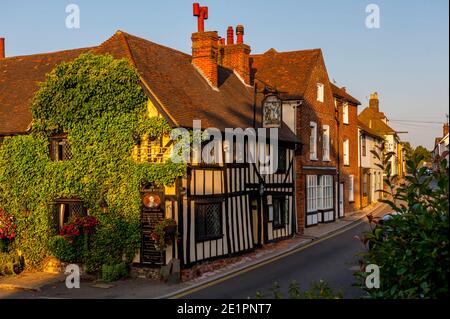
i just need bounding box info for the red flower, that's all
[60,215,99,242]
[0,208,17,240]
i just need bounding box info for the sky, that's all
[1,0,448,149]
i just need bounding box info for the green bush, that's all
[101,262,129,282]
[356,151,449,299]
[48,236,78,263]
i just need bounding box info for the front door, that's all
[249,194,262,247]
[339,183,344,218]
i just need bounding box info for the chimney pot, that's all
[0,38,5,59]
[369,92,379,111]
[236,25,244,44]
[193,3,208,32]
[227,26,234,45]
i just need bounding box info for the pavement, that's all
[0,202,389,299]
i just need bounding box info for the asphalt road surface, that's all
[182,221,373,299]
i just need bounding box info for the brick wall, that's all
[295,53,338,233]
[336,98,360,213]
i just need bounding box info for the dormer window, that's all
[50,136,72,161]
[317,83,324,103]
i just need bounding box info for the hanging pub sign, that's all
[142,193,161,209]
[262,94,282,128]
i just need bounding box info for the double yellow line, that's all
[168,219,368,299]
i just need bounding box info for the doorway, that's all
[249,194,262,247]
[339,182,344,218]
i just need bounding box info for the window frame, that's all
[317,83,324,103]
[272,196,288,229]
[343,102,349,125]
[53,199,87,232]
[321,175,334,210]
[49,135,72,161]
[306,175,318,212]
[195,200,223,242]
[322,125,330,161]
[348,175,354,202]
[362,134,367,157]
[310,122,318,160]
[276,147,287,173]
[343,138,350,166]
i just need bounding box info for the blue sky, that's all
[1,0,448,149]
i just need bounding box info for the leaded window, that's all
[54,199,87,231]
[273,197,288,228]
[195,202,223,242]
[50,136,72,161]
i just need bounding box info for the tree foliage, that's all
[0,53,185,270]
[356,150,449,299]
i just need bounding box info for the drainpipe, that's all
[359,132,363,209]
[335,100,341,218]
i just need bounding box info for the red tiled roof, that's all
[0,31,298,143]
[250,48,321,99]
[357,119,384,139]
[0,47,92,134]
[358,107,396,136]
[330,82,360,105]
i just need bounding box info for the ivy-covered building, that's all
[0,12,301,269]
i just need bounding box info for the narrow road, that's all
[182,221,372,299]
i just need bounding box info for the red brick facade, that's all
[294,53,338,233]
[335,97,360,213]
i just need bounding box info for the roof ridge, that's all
[0,46,93,62]
[251,48,321,57]
[118,30,191,58]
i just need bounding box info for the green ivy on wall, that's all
[0,53,185,271]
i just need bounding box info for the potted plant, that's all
[150,218,178,252]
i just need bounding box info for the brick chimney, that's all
[192,3,219,88]
[0,38,5,59]
[220,25,251,85]
[444,122,449,137]
[369,92,379,111]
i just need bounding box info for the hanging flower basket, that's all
[150,218,178,252]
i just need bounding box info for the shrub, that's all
[48,235,78,263]
[355,151,449,298]
[101,262,129,282]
